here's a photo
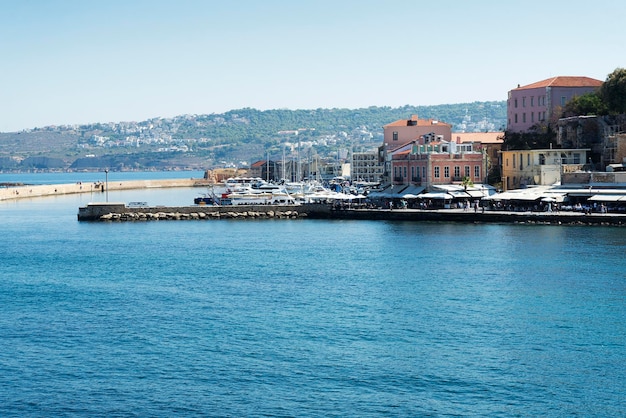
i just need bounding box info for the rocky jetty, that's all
[77,202,308,221]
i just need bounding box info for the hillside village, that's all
[0,103,504,173]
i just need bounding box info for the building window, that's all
[531,112,534,123]
[515,98,518,108]
[561,96,566,106]
[474,165,480,178]
[393,131,398,141]
[523,113,526,123]
[527,154,530,166]
[519,154,523,170]
[454,166,460,178]
[465,166,470,177]
[506,158,509,167]
[522,97,526,107]
[403,166,407,178]
[531,96,534,107]
[515,114,518,123]
[434,167,440,178]
[444,166,449,178]
[411,166,415,179]
[573,153,580,164]
[422,166,426,179]
[513,156,516,168]
[539,154,545,165]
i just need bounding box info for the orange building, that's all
[383,114,452,145]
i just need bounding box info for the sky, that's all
[0,0,624,132]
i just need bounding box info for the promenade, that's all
[0,178,212,201]
[320,206,626,225]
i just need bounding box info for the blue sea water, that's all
[1,173,625,417]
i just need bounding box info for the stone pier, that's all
[0,178,213,201]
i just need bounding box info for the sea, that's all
[1,171,624,417]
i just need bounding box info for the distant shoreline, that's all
[0,178,213,201]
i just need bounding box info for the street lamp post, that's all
[104,169,109,202]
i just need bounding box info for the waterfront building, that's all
[382,114,452,145]
[389,136,485,190]
[452,132,504,180]
[379,115,453,185]
[249,160,279,181]
[351,150,383,183]
[507,76,603,133]
[500,148,589,190]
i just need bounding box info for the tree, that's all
[502,125,556,150]
[562,92,608,117]
[600,68,626,114]
[461,176,474,190]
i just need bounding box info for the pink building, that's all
[507,76,602,133]
[389,138,485,189]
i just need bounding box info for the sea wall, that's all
[0,178,212,201]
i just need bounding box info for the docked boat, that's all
[224,176,264,192]
[227,191,299,205]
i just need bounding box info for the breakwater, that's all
[0,178,212,201]
[77,202,625,225]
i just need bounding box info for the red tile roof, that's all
[515,76,602,90]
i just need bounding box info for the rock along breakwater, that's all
[78,202,306,221]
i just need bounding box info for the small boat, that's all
[194,186,230,205]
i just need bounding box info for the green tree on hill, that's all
[600,67,626,115]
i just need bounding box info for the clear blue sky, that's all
[0,0,623,132]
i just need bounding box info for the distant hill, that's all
[0,102,506,172]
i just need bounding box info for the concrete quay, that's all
[0,178,212,201]
[314,207,626,226]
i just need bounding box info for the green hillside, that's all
[0,102,506,172]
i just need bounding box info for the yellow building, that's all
[501,148,589,190]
